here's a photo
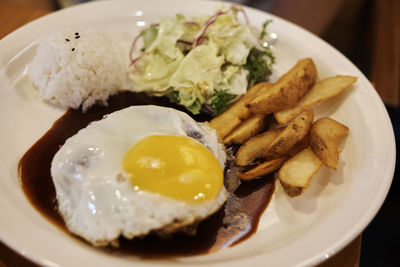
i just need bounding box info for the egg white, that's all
[51,105,227,246]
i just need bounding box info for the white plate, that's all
[0,0,395,266]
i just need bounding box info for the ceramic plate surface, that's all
[0,0,395,266]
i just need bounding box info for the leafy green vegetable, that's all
[260,19,272,40]
[141,24,158,49]
[166,89,180,103]
[187,99,202,115]
[208,89,237,116]
[166,89,203,115]
[243,47,275,88]
[130,7,276,116]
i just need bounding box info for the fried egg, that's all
[51,106,227,246]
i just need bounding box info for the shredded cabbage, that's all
[129,6,275,115]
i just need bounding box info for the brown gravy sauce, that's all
[18,92,275,256]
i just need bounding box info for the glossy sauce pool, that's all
[18,92,275,256]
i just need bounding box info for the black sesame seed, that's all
[65,38,70,42]
[72,48,75,51]
[75,32,79,35]
[75,36,80,39]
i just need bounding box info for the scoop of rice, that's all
[28,28,128,111]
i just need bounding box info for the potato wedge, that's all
[279,147,322,197]
[235,128,283,166]
[248,58,317,114]
[223,114,268,145]
[309,117,349,170]
[287,136,310,157]
[264,108,314,158]
[209,82,272,139]
[237,157,287,180]
[275,75,357,124]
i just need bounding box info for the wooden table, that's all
[0,1,361,266]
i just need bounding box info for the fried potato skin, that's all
[223,114,269,145]
[287,136,310,157]
[248,58,317,114]
[209,82,272,139]
[235,128,283,166]
[237,157,287,180]
[274,75,357,124]
[264,108,314,159]
[278,147,322,197]
[309,117,349,170]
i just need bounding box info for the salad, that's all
[129,5,275,116]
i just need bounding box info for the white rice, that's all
[28,28,129,111]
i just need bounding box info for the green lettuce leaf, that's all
[243,47,275,88]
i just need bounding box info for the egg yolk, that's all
[122,135,223,203]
